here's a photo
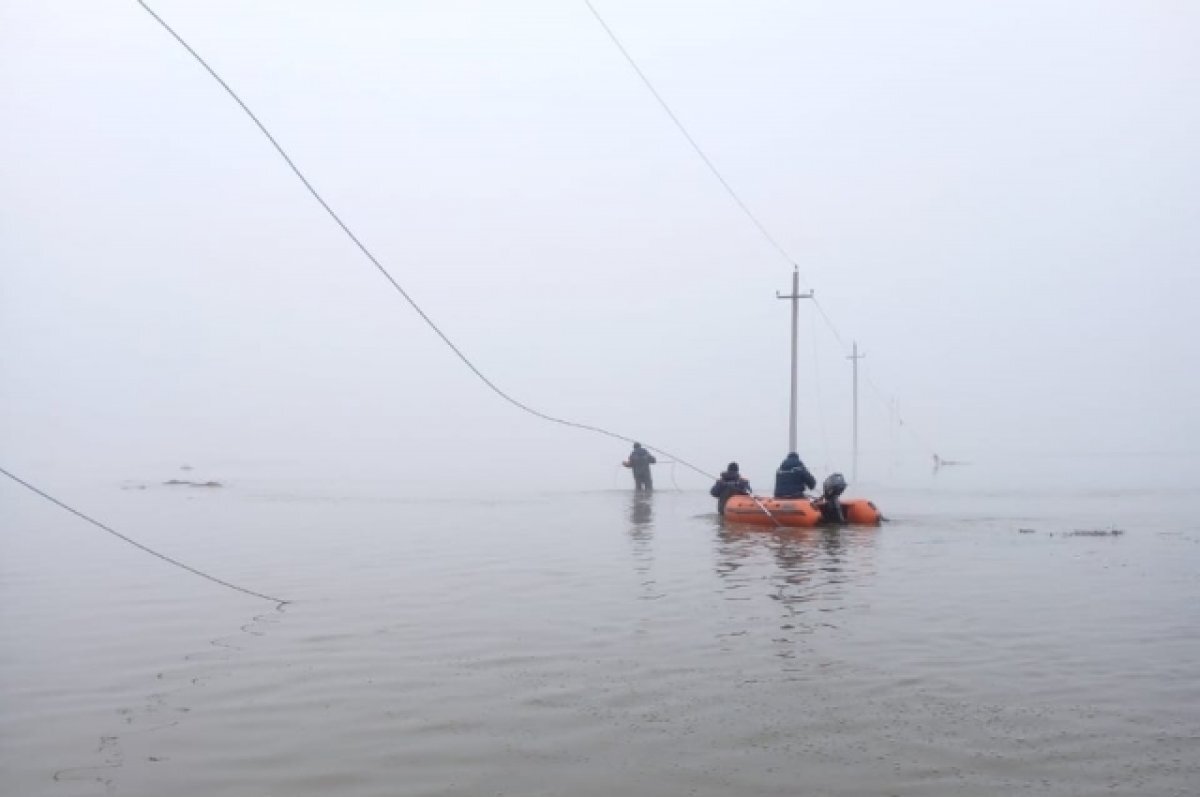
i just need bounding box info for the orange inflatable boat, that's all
[722,495,882,527]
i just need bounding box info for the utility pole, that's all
[847,341,866,481]
[776,268,814,454]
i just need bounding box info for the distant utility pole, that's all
[847,341,866,481]
[776,267,814,454]
[889,397,900,475]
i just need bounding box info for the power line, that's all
[863,373,936,458]
[583,2,859,344]
[0,466,287,604]
[808,306,830,472]
[583,5,867,358]
[133,0,715,483]
[583,1,938,458]
[812,297,850,352]
[582,0,806,281]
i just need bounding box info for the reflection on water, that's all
[713,521,880,666]
[628,491,653,528]
[626,492,661,601]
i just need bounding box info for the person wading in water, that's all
[710,462,751,515]
[623,442,657,492]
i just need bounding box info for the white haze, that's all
[2,0,1198,495]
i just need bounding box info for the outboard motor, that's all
[822,473,847,501]
[818,473,848,524]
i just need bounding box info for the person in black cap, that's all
[773,452,816,499]
[623,442,657,492]
[710,462,751,515]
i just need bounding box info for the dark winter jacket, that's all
[773,453,816,498]
[710,470,751,514]
[628,447,656,477]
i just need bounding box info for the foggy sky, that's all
[2,0,1197,492]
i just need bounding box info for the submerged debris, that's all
[1064,528,1124,537]
[1017,527,1125,537]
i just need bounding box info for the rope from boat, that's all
[0,466,288,605]
[744,492,784,527]
[132,0,714,483]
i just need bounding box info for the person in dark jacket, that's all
[773,452,816,499]
[710,462,751,515]
[624,442,657,491]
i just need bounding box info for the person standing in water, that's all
[773,452,816,499]
[710,462,751,515]
[624,442,657,492]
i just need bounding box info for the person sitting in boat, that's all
[623,442,657,492]
[814,472,848,524]
[773,452,816,498]
[710,462,751,515]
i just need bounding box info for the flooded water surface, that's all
[3,471,1199,796]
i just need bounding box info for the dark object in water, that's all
[1018,528,1036,533]
[1065,528,1124,537]
[932,454,970,473]
[162,479,224,488]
